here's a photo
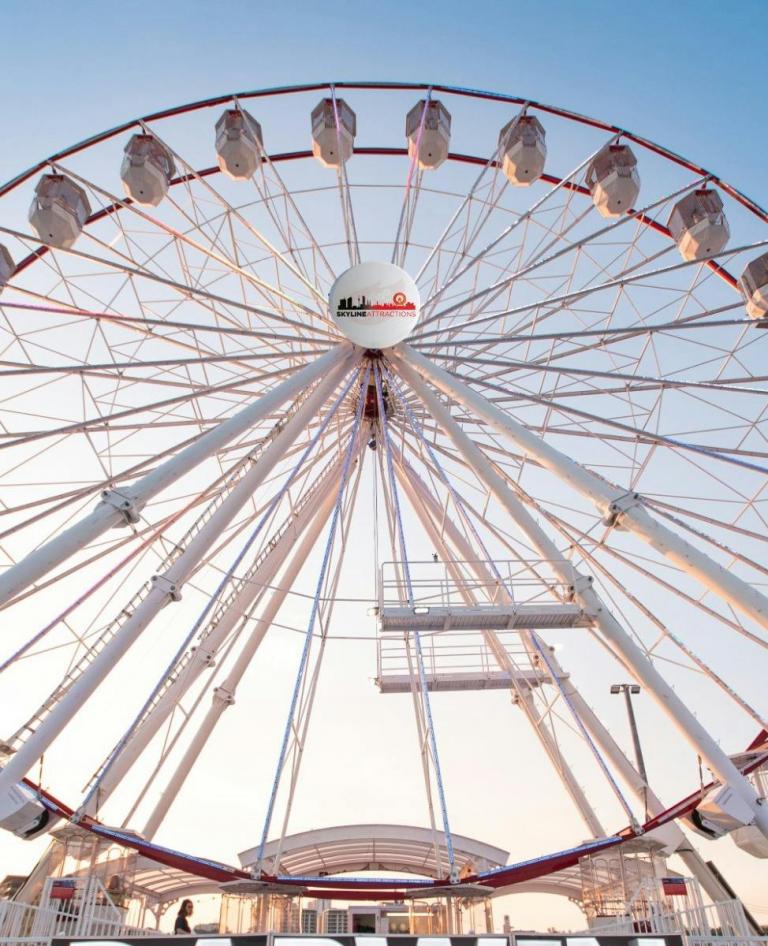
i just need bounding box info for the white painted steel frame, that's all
[90,451,349,811]
[0,345,351,608]
[397,346,768,633]
[0,80,764,909]
[396,355,768,841]
[0,355,352,797]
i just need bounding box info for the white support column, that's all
[92,453,346,808]
[0,345,352,608]
[396,345,768,633]
[141,465,342,839]
[396,357,768,841]
[0,358,352,797]
[395,455,606,839]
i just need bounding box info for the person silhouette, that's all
[174,898,193,934]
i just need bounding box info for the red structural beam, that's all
[1,80,766,228]
[19,733,767,901]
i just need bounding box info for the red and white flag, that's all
[50,879,76,901]
[662,876,687,897]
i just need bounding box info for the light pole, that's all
[611,683,648,820]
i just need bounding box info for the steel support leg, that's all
[141,456,345,838]
[92,454,347,809]
[397,358,768,841]
[395,454,606,838]
[0,345,351,608]
[396,345,768,632]
[0,359,350,797]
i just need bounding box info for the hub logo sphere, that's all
[330,261,420,349]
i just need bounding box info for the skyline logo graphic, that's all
[335,291,417,318]
[329,262,420,347]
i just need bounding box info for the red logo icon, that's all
[336,292,416,315]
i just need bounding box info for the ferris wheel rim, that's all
[1,78,766,222]
[0,80,767,907]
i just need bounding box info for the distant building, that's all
[0,875,27,900]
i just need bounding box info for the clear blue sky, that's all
[1,0,766,210]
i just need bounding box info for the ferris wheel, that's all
[0,81,766,909]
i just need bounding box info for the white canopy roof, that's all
[238,824,509,879]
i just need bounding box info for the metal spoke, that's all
[1,82,767,902]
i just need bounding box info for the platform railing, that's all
[376,626,543,690]
[582,897,762,946]
[378,558,577,613]
[1,901,763,946]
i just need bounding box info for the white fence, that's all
[0,876,153,945]
[586,897,766,946]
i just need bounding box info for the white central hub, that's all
[329,261,420,349]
